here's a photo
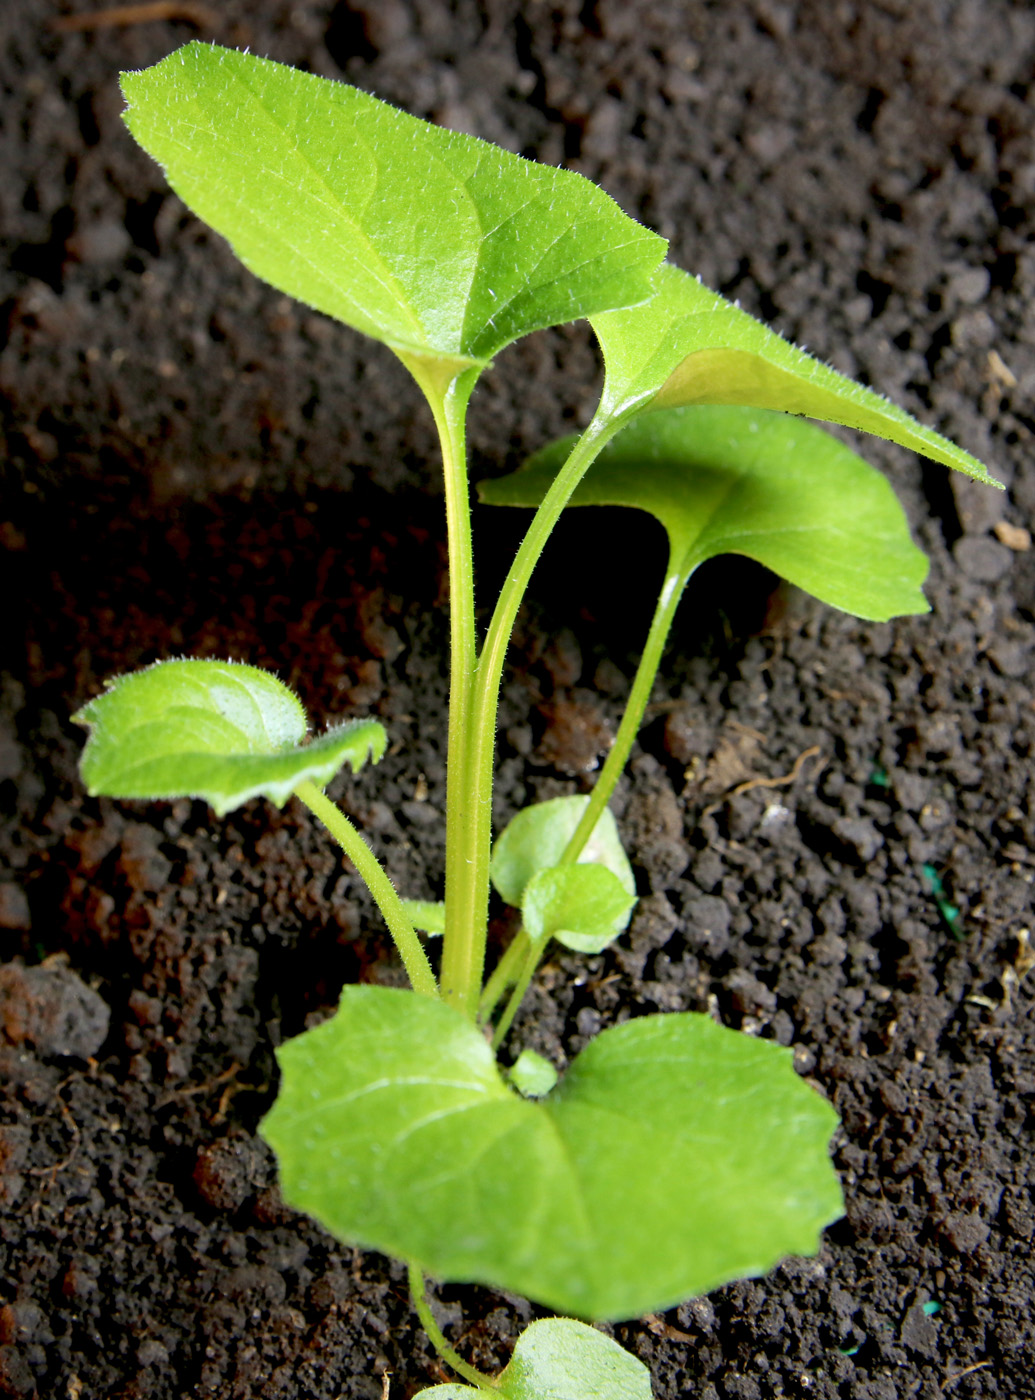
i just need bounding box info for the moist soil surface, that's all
[3,2,1035,1398]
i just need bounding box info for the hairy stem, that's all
[295,780,437,999]
[491,561,692,1047]
[455,413,622,1015]
[478,928,530,1024]
[408,1264,498,1391]
[490,936,542,1052]
[426,374,483,1017]
[561,563,690,864]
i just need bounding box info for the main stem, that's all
[294,780,437,999]
[430,376,481,1015]
[451,413,622,1013]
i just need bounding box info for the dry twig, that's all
[52,2,216,32]
[941,1360,992,1391]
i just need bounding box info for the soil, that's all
[2,1,1034,1397]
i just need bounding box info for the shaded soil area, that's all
[2,2,1035,1397]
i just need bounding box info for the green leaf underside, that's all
[480,405,931,623]
[415,1317,652,1400]
[120,45,666,375]
[74,659,385,817]
[592,264,998,486]
[523,864,636,955]
[491,796,635,912]
[261,986,843,1320]
[401,900,447,936]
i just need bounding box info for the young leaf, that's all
[509,1049,559,1099]
[414,1318,652,1399]
[120,44,666,382]
[74,659,385,817]
[401,900,447,936]
[522,864,636,955]
[591,264,998,486]
[480,404,931,622]
[261,985,843,1320]
[491,796,635,911]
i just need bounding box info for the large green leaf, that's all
[480,405,931,622]
[491,796,635,911]
[415,1318,652,1399]
[261,985,843,1320]
[74,659,385,817]
[590,264,997,485]
[120,44,665,380]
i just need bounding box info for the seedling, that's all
[74,44,997,1397]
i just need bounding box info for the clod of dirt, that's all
[535,691,614,773]
[0,962,110,1059]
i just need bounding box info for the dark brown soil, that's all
[3,2,1035,1397]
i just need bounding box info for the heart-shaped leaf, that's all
[415,1317,652,1399]
[523,864,636,955]
[261,985,843,1320]
[121,45,666,382]
[74,659,385,817]
[491,796,635,911]
[591,264,997,485]
[480,404,931,622]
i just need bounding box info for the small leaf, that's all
[491,796,635,911]
[120,45,665,379]
[480,405,931,623]
[414,1318,651,1400]
[261,985,843,1320]
[401,900,447,936]
[74,659,385,817]
[591,264,997,486]
[509,1049,560,1099]
[523,864,636,955]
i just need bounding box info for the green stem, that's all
[490,935,542,1052]
[561,562,690,864]
[452,412,622,1015]
[408,1263,498,1391]
[428,374,482,1017]
[492,560,693,1048]
[478,928,530,1024]
[295,780,438,999]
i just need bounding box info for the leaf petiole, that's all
[457,414,623,1016]
[478,929,530,1025]
[408,1264,499,1391]
[490,936,543,1052]
[487,566,689,1044]
[294,780,438,999]
[422,374,481,1018]
[561,564,690,866]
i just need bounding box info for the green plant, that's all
[73,43,998,1397]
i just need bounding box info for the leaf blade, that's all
[261,985,843,1321]
[480,405,931,623]
[490,796,635,911]
[592,264,998,485]
[74,659,385,816]
[522,864,637,955]
[413,1319,652,1400]
[120,44,666,369]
